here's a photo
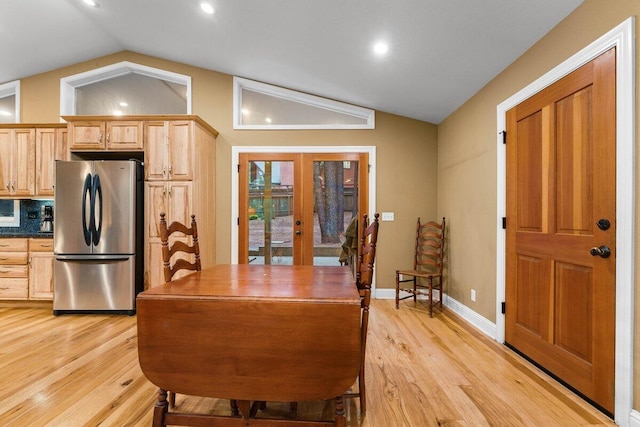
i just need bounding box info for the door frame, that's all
[496,18,635,424]
[231,146,377,278]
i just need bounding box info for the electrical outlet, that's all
[471,289,476,302]
[381,212,394,221]
[27,211,38,219]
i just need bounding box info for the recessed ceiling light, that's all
[119,101,128,107]
[373,41,389,55]
[0,110,12,116]
[265,117,272,124]
[241,108,250,115]
[113,110,123,116]
[83,0,98,7]
[200,2,214,14]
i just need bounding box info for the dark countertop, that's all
[0,232,53,239]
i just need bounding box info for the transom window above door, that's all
[60,61,191,116]
[233,77,375,130]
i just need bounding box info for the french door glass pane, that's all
[248,160,294,264]
[312,160,359,266]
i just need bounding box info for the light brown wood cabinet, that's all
[144,120,193,181]
[35,127,68,196]
[141,117,217,289]
[67,120,143,151]
[0,238,54,301]
[0,128,35,196]
[0,124,67,198]
[0,238,29,299]
[28,239,54,300]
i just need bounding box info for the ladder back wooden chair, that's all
[395,217,446,317]
[344,212,379,415]
[159,212,201,284]
[158,212,201,408]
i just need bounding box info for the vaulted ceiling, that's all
[2,0,583,123]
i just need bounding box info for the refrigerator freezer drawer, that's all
[54,256,136,314]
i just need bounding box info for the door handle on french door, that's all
[596,219,611,230]
[295,230,302,235]
[590,245,611,258]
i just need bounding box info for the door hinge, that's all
[500,130,506,144]
[502,217,506,229]
[237,164,240,173]
[237,217,240,226]
[501,302,506,314]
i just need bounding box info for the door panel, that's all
[505,48,616,414]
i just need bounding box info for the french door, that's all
[238,152,368,265]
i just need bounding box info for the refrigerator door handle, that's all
[82,173,93,246]
[55,254,132,261]
[92,174,103,246]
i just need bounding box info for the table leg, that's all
[334,395,346,427]
[152,388,168,427]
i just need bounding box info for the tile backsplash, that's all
[0,199,54,236]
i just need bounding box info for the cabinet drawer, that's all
[0,278,28,299]
[0,252,28,264]
[0,239,28,252]
[0,265,28,277]
[29,239,54,252]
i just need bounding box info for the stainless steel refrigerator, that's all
[53,160,144,315]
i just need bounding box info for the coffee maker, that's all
[41,205,53,233]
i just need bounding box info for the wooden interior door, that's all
[505,48,616,415]
[238,152,368,265]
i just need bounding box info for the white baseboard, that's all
[374,289,497,339]
[629,409,640,427]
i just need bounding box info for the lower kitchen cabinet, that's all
[28,239,54,300]
[0,238,54,301]
[144,181,193,289]
[0,238,29,299]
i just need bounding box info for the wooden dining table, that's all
[136,264,362,427]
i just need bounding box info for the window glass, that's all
[234,77,374,130]
[0,80,19,123]
[61,62,191,116]
[0,200,20,227]
[0,95,16,123]
[76,73,187,115]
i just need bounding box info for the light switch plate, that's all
[381,212,394,221]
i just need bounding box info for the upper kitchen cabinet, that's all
[65,118,143,151]
[144,120,194,181]
[0,128,35,197]
[35,126,67,196]
[144,116,218,181]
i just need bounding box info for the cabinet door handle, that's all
[98,132,103,143]
[106,133,110,144]
[5,183,9,191]
[12,181,15,191]
[168,165,172,179]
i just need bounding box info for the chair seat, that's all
[396,269,441,280]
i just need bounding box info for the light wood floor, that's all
[0,300,617,426]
